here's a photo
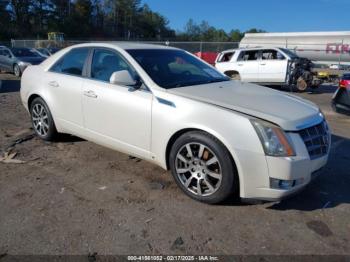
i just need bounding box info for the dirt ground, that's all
[0,73,349,256]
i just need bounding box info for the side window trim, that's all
[49,47,91,77]
[88,47,136,80]
[87,48,142,84]
[87,47,150,92]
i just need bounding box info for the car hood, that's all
[167,80,323,131]
[19,57,45,65]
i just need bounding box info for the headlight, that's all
[250,119,295,157]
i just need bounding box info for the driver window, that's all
[261,50,284,60]
[91,49,132,82]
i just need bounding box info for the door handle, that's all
[48,81,59,87]
[237,63,244,66]
[83,90,97,98]
[260,63,266,65]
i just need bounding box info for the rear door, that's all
[44,47,89,132]
[259,49,288,83]
[236,50,259,82]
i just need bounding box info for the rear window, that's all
[217,52,234,62]
[50,48,89,76]
[342,74,350,80]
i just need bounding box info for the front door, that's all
[236,50,260,82]
[82,48,152,158]
[259,49,288,83]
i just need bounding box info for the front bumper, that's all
[237,124,330,201]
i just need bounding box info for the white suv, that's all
[215,47,319,91]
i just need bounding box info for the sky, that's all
[143,0,350,33]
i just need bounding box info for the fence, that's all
[10,39,239,53]
[9,39,350,69]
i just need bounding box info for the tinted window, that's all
[238,50,259,61]
[11,48,40,57]
[51,48,89,76]
[91,49,132,82]
[0,49,11,57]
[279,48,299,58]
[127,49,229,89]
[218,52,234,62]
[261,50,285,60]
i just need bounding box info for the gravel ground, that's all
[0,73,349,255]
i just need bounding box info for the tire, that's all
[30,97,57,141]
[296,76,308,91]
[169,131,238,204]
[13,64,21,77]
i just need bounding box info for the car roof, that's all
[67,42,179,51]
[220,47,281,53]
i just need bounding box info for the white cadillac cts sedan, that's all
[20,43,331,204]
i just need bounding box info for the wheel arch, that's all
[28,93,41,109]
[165,127,241,195]
[224,70,240,77]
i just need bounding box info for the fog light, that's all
[270,178,296,189]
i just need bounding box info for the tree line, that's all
[0,0,265,41]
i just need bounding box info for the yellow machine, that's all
[48,32,65,41]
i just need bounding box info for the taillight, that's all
[339,80,347,88]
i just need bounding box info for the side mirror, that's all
[109,70,137,87]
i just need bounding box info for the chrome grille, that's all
[299,121,330,160]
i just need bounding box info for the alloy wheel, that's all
[175,142,222,196]
[14,64,21,77]
[32,103,49,137]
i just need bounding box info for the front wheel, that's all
[169,131,238,204]
[30,97,57,141]
[13,64,21,77]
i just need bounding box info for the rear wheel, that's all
[13,64,21,77]
[30,97,57,141]
[169,131,238,204]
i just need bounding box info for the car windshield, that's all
[126,49,230,89]
[11,48,40,57]
[279,48,299,59]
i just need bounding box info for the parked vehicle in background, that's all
[215,47,321,91]
[47,47,61,54]
[35,48,51,57]
[332,73,350,114]
[0,47,46,77]
[329,64,340,70]
[20,43,330,204]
